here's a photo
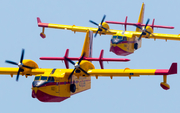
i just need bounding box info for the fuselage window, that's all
[34,76,40,81]
[48,77,55,82]
[41,76,48,80]
[123,36,127,41]
[118,36,123,40]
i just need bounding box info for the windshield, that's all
[112,36,117,39]
[34,76,55,82]
[117,36,123,40]
[112,35,124,41]
[34,76,40,81]
[41,76,48,80]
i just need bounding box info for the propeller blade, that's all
[16,68,21,81]
[94,29,99,37]
[66,53,89,80]
[134,25,142,30]
[5,49,32,81]
[65,57,75,65]
[89,15,107,37]
[145,30,151,34]
[5,60,18,65]
[22,65,35,69]
[102,26,108,30]
[138,33,143,41]
[101,15,106,25]
[78,53,85,65]
[20,49,24,63]
[145,18,150,28]
[68,68,75,80]
[89,20,99,26]
[79,67,89,75]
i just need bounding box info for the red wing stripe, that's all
[155,69,169,75]
[155,62,177,75]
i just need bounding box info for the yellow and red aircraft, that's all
[37,3,180,56]
[0,30,177,102]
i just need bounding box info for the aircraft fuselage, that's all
[110,34,142,56]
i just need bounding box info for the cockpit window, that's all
[41,76,48,80]
[48,77,55,82]
[112,36,125,41]
[118,36,123,40]
[34,76,40,81]
[112,36,117,39]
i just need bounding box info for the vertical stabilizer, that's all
[81,30,93,58]
[136,3,145,32]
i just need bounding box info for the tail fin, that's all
[81,30,93,58]
[136,3,145,32]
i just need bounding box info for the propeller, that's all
[65,53,89,80]
[89,15,107,37]
[5,49,35,81]
[134,18,153,41]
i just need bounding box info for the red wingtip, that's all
[168,62,177,74]
[37,17,41,23]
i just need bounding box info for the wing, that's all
[37,17,118,36]
[38,17,180,41]
[87,63,177,78]
[132,31,180,41]
[0,67,74,77]
[0,67,46,77]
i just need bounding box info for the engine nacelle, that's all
[160,82,170,90]
[22,59,39,75]
[143,26,153,37]
[100,22,110,34]
[74,60,95,77]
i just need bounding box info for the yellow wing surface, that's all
[0,62,177,77]
[88,63,177,78]
[37,17,180,41]
[0,67,45,76]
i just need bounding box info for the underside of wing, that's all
[149,33,180,41]
[87,63,177,78]
[132,31,180,41]
[0,67,45,76]
[37,17,118,38]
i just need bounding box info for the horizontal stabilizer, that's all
[106,21,174,29]
[40,49,130,69]
[40,56,130,61]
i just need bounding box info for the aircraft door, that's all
[56,78,60,95]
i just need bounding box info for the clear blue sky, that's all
[0,0,179,113]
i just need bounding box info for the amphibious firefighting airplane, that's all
[37,3,180,56]
[0,30,177,102]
